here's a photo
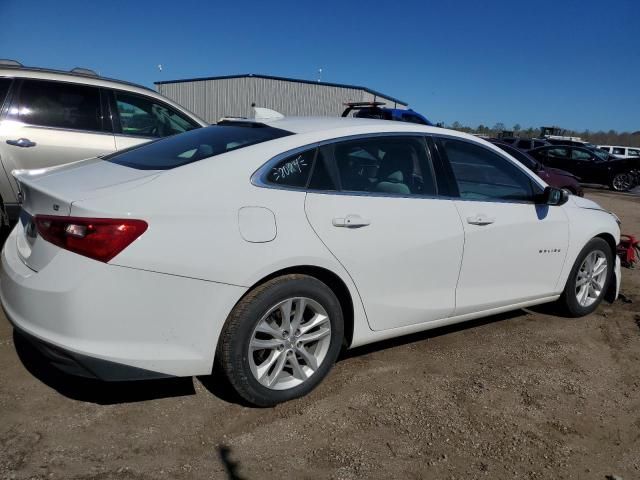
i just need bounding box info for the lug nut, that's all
[277,345,284,352]
[296,341,302,348]
[294,329,301,337]
[282,330,289,338]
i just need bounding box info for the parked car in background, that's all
[489,140,583,196]
[598,145,640,159]
[1,117,621,406]
[493,137,550,150]
[0,60,207,223]
[529,145,640,191]
[341,101,432,125]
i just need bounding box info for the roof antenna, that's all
[317,68,322,82]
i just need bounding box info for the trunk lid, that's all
[13,158,159,271]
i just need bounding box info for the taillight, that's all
[34,215,148,263]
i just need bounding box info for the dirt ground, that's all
[1,189,638,480]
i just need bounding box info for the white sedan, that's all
[0,117,621,406]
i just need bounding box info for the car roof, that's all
[264,116,446,136]
[0,65,155,93]
[0,65,208,127]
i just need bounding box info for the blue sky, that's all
[2,0,638,131]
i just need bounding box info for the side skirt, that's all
[349,295,561,349]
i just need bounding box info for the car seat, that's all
[374,146,413,194]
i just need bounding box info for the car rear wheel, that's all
[557,238,612,317]
[610,172,634,191]
[216,274,344,407]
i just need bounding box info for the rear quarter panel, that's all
[70,145,370,346]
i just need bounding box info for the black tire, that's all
[557,238,613,317]
[610,171,633,192]
[216,274,344,407]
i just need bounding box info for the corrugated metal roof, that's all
[154,73,407,106]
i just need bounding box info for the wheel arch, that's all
[241,265,355,348]
[595,232,619,303]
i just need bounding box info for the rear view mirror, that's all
[538,186,569,206]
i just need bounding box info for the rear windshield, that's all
[105,124,293,170]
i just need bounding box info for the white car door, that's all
[304,135,464,331]
[109,90,201,151]
[434,137,569,315]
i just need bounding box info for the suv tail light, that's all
[35,215,148,263]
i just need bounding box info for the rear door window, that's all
[612,147,625,155]
[547,147,568,159]
[105,124,292,170]
[0,78,12,110]
[627,149,640,157]
[331,136,436,196]
[16,79,103,132]
[114,91,199,138]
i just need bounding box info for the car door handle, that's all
[6,138,36,148]
[333,214,371,228]
[466,214,495,226]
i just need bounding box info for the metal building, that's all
[154,74,407,123]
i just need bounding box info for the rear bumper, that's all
[11,321,170,380]
[0,227,246,378]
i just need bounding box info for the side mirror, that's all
[538,186,569,206]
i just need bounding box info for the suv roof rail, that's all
[0,59,22,67]
[70,67,99,77]
[343,101,386,107]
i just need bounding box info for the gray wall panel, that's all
[158,77,406,123]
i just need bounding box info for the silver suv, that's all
[0,60,207,223]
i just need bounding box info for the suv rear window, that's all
[105,124,293,170]
[17,79,102,132]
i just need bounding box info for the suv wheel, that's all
[610,172,634,191]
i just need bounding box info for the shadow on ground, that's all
[14,308,532,407]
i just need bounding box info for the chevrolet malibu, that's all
[0,117,622,406]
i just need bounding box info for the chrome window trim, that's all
[113,132,158,140]
[251,131,550,206]
[18,123,115,137]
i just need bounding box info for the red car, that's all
[490,140,584,196]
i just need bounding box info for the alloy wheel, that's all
[248,297,332,390]
[612,173,633,191]
[575,250,608,307]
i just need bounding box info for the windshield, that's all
[105,124,293,170]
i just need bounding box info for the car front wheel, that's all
[216,274,344,407]
[557,238,612,317]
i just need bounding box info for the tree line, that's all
[446,122,640,147]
